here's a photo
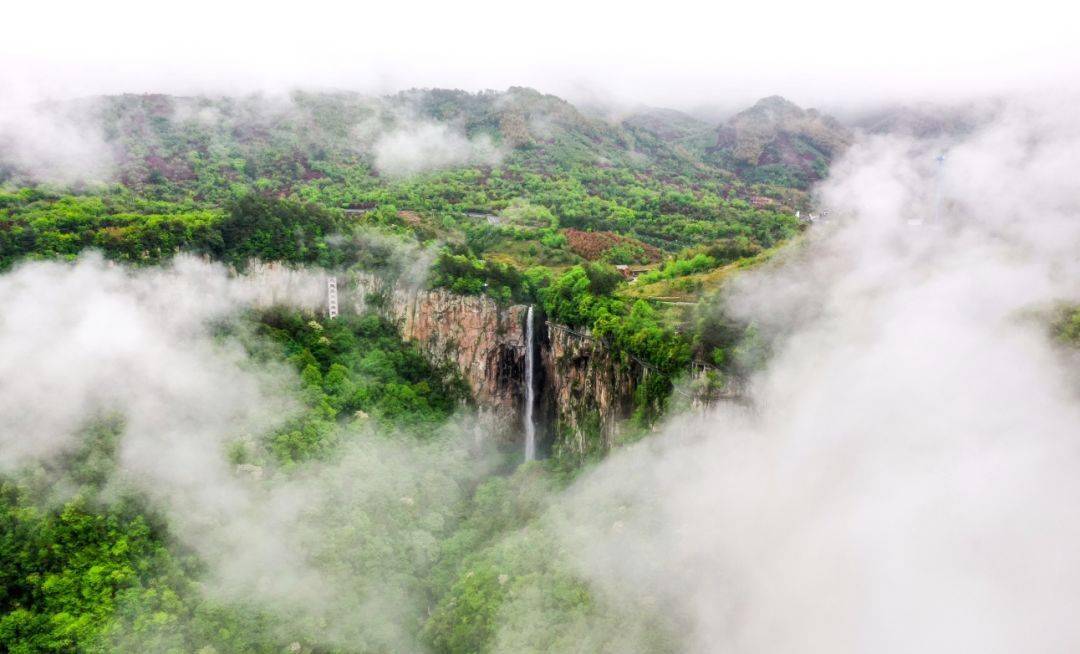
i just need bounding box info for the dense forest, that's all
[0,88,834,653]
[3,84,1078,654]
[8,0,1080,646]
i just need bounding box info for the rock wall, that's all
[350,274,672,457]
[353,274,530,438]
[543,322,641,456]
[542,326,735,457]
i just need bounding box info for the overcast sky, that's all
[2,0,1077,110]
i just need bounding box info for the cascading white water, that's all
[523,305,536,461]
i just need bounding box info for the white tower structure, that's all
[327,276,339,319]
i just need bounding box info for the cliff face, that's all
[542,325,742,458]
[543,323,640,455]
[350,274,653,457]
[354,274,530,438]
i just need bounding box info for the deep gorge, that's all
[352,272,676,459]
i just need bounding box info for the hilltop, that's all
[3,89,846,266]
[2,87,844,203]
[702,95,852,189]
[0,87,827,654]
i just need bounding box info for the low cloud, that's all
[373,121,503,177]
[0,254,324,468]
[0,90,506,186]
[0,253,499,650]
[0,98,115,185]
[528,94,1080,653]
[4,89,1080,653]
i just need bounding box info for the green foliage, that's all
[538,229,567,250]
[1057,307,1080,346]
[538,265,691,427]
[498,198,558,229]
[422,468,679,654]
[685,289,765,376]
[0,191,222,271]
[253,309,469,464]
[0,476,187,654]
[704,235,763,264]
[334,163,800,255]
[425,563,508,652]
[0,190,349,272]
[2,90,806,305]
[427,466,554,600]
[0,308,474,654]
[636,253,717,285]
[429,250,528,303]
[421,466,559,654]
[602,241,649,264]
[630,236,764,288]
[0,88,819,654]
[217,194,342,268]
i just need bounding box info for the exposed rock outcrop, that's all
[710,95,852,189]
[348,274,695,458]
[543,322,641,456]
[353,274,530,438]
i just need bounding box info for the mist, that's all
[525,95,1080,652]
[4,0,1078,111]
[0,96,1077,651]
[0,254,501,650]
[0,97,115,185]
[0,254,324,468]
[373,122,502,177]
[3,3,1080,650]
[0,88,510,184]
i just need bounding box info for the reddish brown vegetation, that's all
[562,229,662,262]
[397,210,424,227]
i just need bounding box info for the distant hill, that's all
[0,88,819,256]
[851,100,1001,138]
[2,88,835,198]
[619,107,712,143]
[701,96,852,189]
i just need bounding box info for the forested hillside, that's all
[0,87,833,653]
[3,88,818,251]
[7,0,1078,649]
[1,87,826,401]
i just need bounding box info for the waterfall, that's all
[524,305,536,461]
